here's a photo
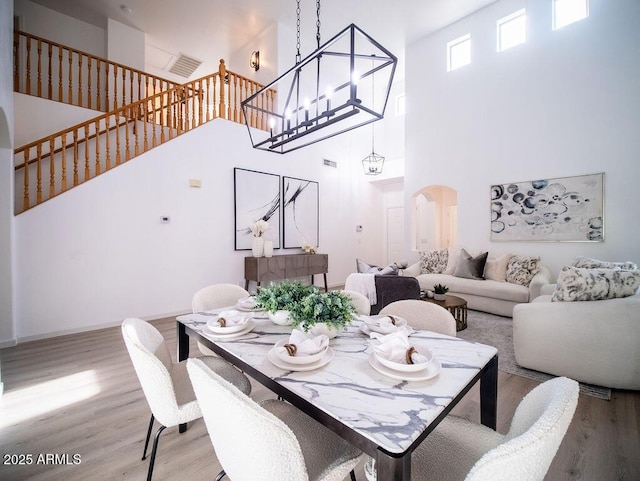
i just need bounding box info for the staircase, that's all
[13,30,275,214]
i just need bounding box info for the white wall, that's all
[14,118,385,340]
[405,0,640,277]
[107,19,144,70]
[14,0,105,58]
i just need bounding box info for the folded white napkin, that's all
[237,296,257,309]
[363,315,401,334]
[214,310,249,328]
[370,331,430,365]
[276,329,329,357]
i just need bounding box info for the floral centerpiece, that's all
[254,280,316,313]
[289,290,356,335]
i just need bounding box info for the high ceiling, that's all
[28,0,497,80]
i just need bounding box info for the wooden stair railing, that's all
[14,60,276,214]
[13,30,178,111]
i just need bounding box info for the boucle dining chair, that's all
[411,376,579,481]
[341,289,371,315]
[187,357,363,481]
[379,299,456,337]
[121,318,251,481]
[192,283,250,356]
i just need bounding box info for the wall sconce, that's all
[250,51,260,71]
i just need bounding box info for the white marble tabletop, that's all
[177,310,498,457]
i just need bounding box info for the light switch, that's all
[189,178,202,188]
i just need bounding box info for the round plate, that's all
[267,347,334,372]
[368,353,441,382]
[235,296,259,311]
[204,319,255,339]
[206,315,251,334]
[273,339,328,365]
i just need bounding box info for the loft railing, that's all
[13,30,178,110]
[14,59,276,214]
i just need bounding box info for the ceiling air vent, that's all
[169,54,202,78]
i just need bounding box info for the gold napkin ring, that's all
[388,315,397,326]
[284,343,297,356]
[405,347,418,364]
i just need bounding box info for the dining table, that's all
[176,309,498,481]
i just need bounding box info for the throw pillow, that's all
[572,256,638,271]
[443,247,459,275]
[484,253,514,282]
[419,248,449,274]
[506,255,541,286]
[552,266,640,301]
[356,258,378,273]
[378,263,399,276]
[453,249,488,280]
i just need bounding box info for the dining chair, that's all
[365,376,579,481]
[341,289,371,315]
[121,318,252,481]
[186,357,363,481]
[192,283,250,356]
[379,299,456,337]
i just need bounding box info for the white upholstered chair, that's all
[121,318,251,481]
[192,283,250,356]
[187,357,363,481]
[365,377,579,481]
[341,289,371,315]
[379,299,456,337]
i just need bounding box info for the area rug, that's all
[457,310,611,400]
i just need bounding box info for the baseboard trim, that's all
[0,338,17,349]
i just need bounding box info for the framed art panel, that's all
[282,176,319,248]
[490,172,604,242]
[234,168,281,250]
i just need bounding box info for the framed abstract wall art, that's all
[234,168,281,250]
[490,172,604,242]
[282,176,319,248]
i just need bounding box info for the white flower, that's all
[250,220,270,237]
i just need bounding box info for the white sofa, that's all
[403,261,552,317]
[513,288,640,390]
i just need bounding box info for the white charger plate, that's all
[204,319,255,339]
[235,296,260,312]
[267,347,335,372]
[368,353,441,382]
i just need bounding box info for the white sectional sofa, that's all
[403,250,552,317]
[513,289,640,390]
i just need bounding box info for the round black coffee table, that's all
[422,294,468,331]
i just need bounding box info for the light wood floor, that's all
[0,317,638,481]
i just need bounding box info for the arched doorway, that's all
[412,185,457,251]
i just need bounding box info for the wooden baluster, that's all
[204,77,211,122]
[22,150,30,212]
[61,133,67,192]
[115,113,122,165]
[13,31,19,93]
[143,102,149,151]
[49,137,55,198]
[160,92,166,143]
[73,130,79,186]
[96,59,101,111]
[125,107,131,160]
[84,124,90,181]
[47,43,52,99]
[243,78,248,124]
[121,67,126,109]
[78,54,83,107]
[212,76,218,118]
[25,38,32,95]
[152,94,158,147]
[36,144,42,205]
[105,62,110,111]
[87,56,92,109]
[199,79,204,125]
[36,39,42,98]
[250,83,256,128]
[137,74,141,104]
[95,120,101,175]
[218,59,227,120]
[129,71,133,106]
[67,50,73,104]
[58,46,63,102]
[233,75,239,123]
[134,105,140,155]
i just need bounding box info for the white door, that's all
[386,207,404,264]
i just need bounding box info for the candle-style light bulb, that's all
[269,117,275,138]
[303,97,310,125]
[285,108,292,133]
[351,70,361,104]
[324,85,334,117]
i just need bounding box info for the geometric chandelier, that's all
[241,15,397,154]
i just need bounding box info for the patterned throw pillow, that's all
[419,248,449,274]
[506,255,541,287]
[572,256,638,271]
[552,266,640,301]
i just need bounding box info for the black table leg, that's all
[376,451,410,481]
[177,322,190,433]
[480,354,498,430]
[323,273,328,292]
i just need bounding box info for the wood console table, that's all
[244,253,328,292]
